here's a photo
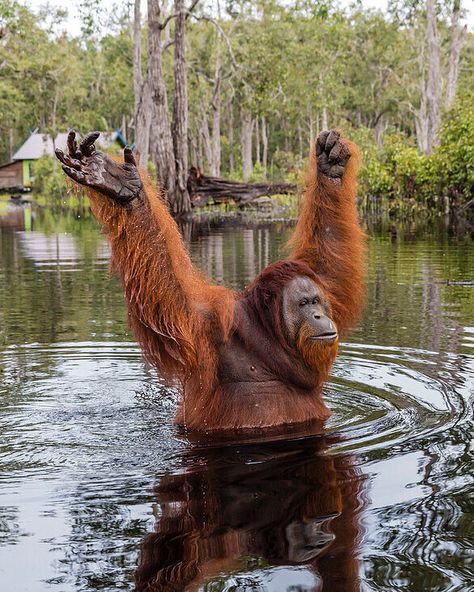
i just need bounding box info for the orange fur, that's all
[288,137,366,335]
[297,322,339,378]
[86,171,235,406]
[82,133,365,431]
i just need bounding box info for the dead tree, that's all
[187,167,296,206]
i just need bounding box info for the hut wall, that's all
[0,161,23,190]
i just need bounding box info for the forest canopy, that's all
[0,0,472,211]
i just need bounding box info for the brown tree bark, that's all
[147,0,176,204]
[171,0,191,214]
[133,0,151,167]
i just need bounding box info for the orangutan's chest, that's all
[217,332,277,386]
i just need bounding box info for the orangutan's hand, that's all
[316,130,350,180]
[55,130,143,205]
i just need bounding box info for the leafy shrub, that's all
[437,94,474,200]
[32,155,68,201]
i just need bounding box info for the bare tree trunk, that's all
[261,116,268,179]
[297,123,303,158]
[415,40,429,153]
[426,0,441,154]
[147,0,176,200]
[228,95,234,174]
[445,0,467,110]
[200,109,213,173]
[374,114,386,148]
[241,110,253,182]
[210,60,221,177]
[133,0,151,166]
[171,0,191,214]
[255,116,260,165]
[190,136,198,169]
[322,107,328,131]
[197,129,204,171]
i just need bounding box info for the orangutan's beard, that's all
[297,322,339,378]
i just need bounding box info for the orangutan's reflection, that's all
[135,433,366,592]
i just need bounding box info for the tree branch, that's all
[191,14,237,68]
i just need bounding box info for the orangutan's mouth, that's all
[311,332,338,341]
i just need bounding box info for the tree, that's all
[445,0,467,110]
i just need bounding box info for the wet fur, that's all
[84,135,365,430]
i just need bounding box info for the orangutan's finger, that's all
[329,164,345,178]
[325,130,340,153]
[62,165,86,184]
[328,142,343,162]
[55,148,66,164]
[124,146,137,166]
[316,130,330,156]
[56,150,82,171]
[80,131,100,156]
[67,130,78,157]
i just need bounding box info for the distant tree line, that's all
[0,0,472,214]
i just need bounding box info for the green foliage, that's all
[354,98,474,207]
[382,134,439,200]
[1,0,473,213]
[437,94,474,199]
[32,156,68,201]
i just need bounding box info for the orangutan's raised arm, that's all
[287,130,366,335]
[56,131,234,384]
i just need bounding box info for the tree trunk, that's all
[133,0,151,166]
[445,0,467,110]
[197,130,204,171]
[171,0,191,214]
[426,0,441,155]
[147,0,176,201]
[210,60,221,177]
[415,41,429,153]
[200,108,213,173]
[255,116,260,165]
[322,107,328,131]
[261,116,268,179]
[297,123,303,159]
[374,114,386,148]
[241,110,253,181]
[228,97,234,174]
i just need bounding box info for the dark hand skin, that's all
[316,129,350,180]
[55,130,143,206]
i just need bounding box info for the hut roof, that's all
[12,131,124,161]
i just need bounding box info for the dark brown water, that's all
[0,204,473,592]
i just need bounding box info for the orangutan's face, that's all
[282,276,338,346]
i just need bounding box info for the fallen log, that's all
[187,167,297,206]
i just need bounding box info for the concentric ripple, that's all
[1,218,473,591]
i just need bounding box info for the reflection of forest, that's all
[0,208,472,357]
[135,434,367,592]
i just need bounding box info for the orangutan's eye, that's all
[299,298,308,306]
[312,296,320,305]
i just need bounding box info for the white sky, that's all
[22,0,474,37]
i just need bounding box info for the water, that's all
[0,205,473,591]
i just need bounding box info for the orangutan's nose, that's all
[312,315,338,342]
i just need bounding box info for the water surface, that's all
[0,205,473,591]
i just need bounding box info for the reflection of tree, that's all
[134,434,367,592]
[178,215,295,291]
